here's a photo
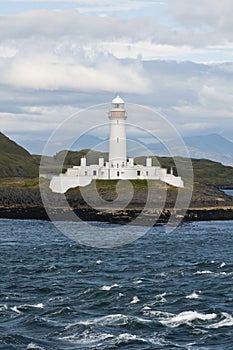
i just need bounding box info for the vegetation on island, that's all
[0,132,233,211]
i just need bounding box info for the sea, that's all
[223,189,233,197]
[1,219,233,350]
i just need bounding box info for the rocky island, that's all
[0,131,233,225]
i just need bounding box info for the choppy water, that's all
[1,219,233,349]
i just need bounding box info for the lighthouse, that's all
[49,95,184,193]
[108,96,127,170]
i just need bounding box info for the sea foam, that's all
[195,270,213,275]
[160,311,217,327]
[186,292,200,299]
[208,312,233,329]
[26,343,45,350]
[130,296,140,304]
[100,283,119,291]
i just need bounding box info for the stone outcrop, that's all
[0,182,233,224]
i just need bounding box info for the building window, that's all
[117,137,119,143]
[117,171,120,177]
[117,119,119,124]
[137,170,141,176]
[85,171,87,176]
[117,163,119,168]
[146,171,148,176]
[93,170,97,176]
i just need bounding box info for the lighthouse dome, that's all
[111,95,125,110]
[112,95,124,104]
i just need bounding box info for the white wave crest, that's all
[66,313,151,329]
[116,333,137,341]
[160,311,217,328]
[208,312,233,329]
[143,309,174,318]
[155,292,167,303]
[11,306,22,314]
[133,279,143,284]
[26,343,45,350]
[100,283,119,291]
[130,296,140,304]
[59,330,113,344]
[0,304,8,312]
[28,303,44,308]
[195,270,213,275]
[186,292,200,299]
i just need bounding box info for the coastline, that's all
[0,205,233,224]
[0,178,233,224]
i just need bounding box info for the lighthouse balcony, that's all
[108,111,127,119]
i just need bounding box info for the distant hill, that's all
[0,132,38,177]
[142,134,233,166]
[183,134,233,166]
[39,149,109,175]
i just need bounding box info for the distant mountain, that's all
[140,134,233,166]
[0,132,38,177]
[183,134,233,166]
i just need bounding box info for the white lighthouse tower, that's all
[108,96,127,174]
[49,95,184,193]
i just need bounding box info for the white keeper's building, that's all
[50,96,184,193]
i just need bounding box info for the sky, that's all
[0,0,233,154]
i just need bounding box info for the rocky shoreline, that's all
[0,181,233,225]
[0,205,233,225]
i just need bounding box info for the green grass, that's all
[0,177,39,189]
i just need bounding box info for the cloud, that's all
[0,5,232,152]
[1,58,232,139]
[8,0,161,12]
[168,0,233,43]
[0,10,161,42]
[0,50,149,93]
[0,6,232,58]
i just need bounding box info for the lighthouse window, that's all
[137,170,141,176]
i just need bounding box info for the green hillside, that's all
[39,149,109,174]
[0,132,38,177]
